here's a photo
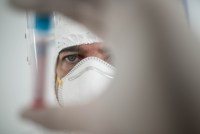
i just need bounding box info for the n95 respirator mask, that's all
[57,57,115,106]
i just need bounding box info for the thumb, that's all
[21,106,96,132]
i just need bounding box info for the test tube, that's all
[26,12,53,109]
[34,12,53,108]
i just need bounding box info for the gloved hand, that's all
[10,0,200,134]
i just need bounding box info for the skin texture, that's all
[55,43,112,98]
[10,0,200,134]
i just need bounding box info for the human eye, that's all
[64,54,80,64]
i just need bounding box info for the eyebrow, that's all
[59,44,111,55]
[59,46,79,54]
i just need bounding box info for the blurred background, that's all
[0,0,32,133]
[0,0,200,134]
[188,0,200,40]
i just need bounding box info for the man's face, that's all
[55,43,112,95]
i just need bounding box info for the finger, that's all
[21,106,98,132]
[9,0,51,11]
[9,0,106,36]
[9,0,102,11]
[22,108,65,130]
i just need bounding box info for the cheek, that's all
[57,61,75,78]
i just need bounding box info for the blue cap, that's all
[35,13,51,32]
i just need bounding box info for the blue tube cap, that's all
[35,13,51,32]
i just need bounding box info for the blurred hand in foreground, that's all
[11,0,200,134]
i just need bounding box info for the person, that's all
[53,18,115,106]
[10,0,200,134]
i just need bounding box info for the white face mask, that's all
[57,57,115,106]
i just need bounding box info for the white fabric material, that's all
[54,13,102,50]
[55,32,103,56]
[58,57,115,106]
